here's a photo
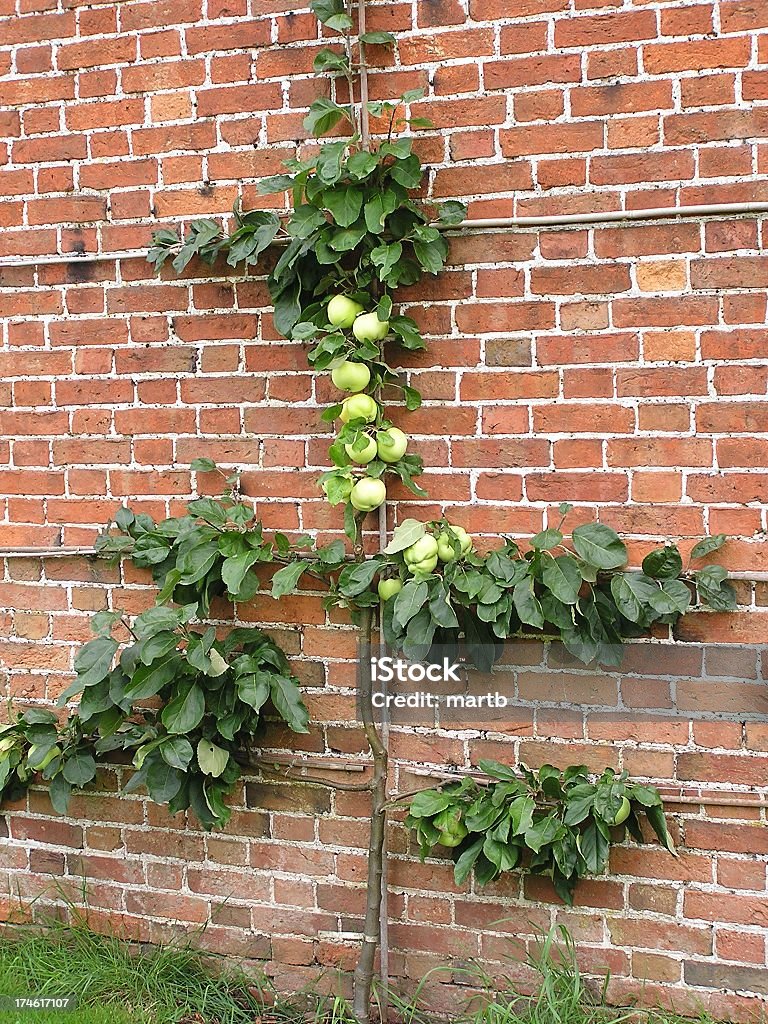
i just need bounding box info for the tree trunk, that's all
[353,605,388,1024]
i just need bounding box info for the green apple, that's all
[377,578,403,602]
[403,535,438,565]
[345,435,378,464]
[339,393,378,424]
[434,807,468,848]
[613,796,631,825]
[403,535,439,575]
[327,294,364,329]
[376,427,408,464]
[331,360,371,393]
[350,477,386,512]
[353,311,389,344]
[437,526,472,562]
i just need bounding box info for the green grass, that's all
[0,917,717,1024]
[0,915,269,1024]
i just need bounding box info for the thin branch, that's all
[357,2,370,150]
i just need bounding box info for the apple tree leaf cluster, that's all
[0,476,312,830]
[404,762,673,904]
[146,19,465,540]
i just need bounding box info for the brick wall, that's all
[1,0,768,1015]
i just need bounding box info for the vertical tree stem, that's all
[352,605,388,1024]
[358,0,370,146]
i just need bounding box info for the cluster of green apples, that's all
[377,524,473,601]
[326,295,409,514]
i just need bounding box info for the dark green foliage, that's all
[405,763,673,903]
[379,516,735,671]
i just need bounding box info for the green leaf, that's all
[578,819,610,874]
[508,795,535,836]
[360,30,395,44]
[177,541,219,585]
[309,0,348,27]
[377,295,393,322]
[645,802,675,854]
[338,560,380,598]
[272,560,311,598]
[160,736,194,771]
[435,201,467,226]
[610,573,659,623]
[197,739,229,778]
[287,204,327,239]
[74,637,118,689]
[390,316,425,351]
[650,578,691,616]
[477,760,519,782]
[465,795,503,832]
[292,321,319,341]
[384,518,426,554]
[409,789,454,818]
[237,673,271,711]
[524,811,562,854]
[454,837,485,885]
[62,751,97,788]
[370,241,403,280]
[403,385,422,411]
[563,783,597,825]
[429,580,459,629]
[541,555,582,605]
[347,151,379,179]
[389,154,423,189]
[483,835,520,872]
[221,550,260,597]
[413,235,448,274]
[146,760,184,803]
[572,524,627,570]
[365,192,398,234]
[512,579,544,629]
[318,540,346,566]
[313,48,349,74]
[329,224,367,252]
[690,535,727,561]
[695,565,737,611]
[49,773,72,815]
[642,546,683,580]
[402,607,436,659]
[124,655,181,701]
[161,683,205,734]
[191,457,217,473]
[257,174,295,195]
[138,631,179,666]
[485,550,522,585]
[393,580,428,629]
[270,676,310,733]
[324,186,364,228]
[207,649,229,677]
[304,98,350,137]
[530,528,563,551]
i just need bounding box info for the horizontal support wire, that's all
[0,200,767,269]
[0,548,764,582]
[244,758,768,810]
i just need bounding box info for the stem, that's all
[352,605,388,1024]
[358,0,370,148]
[343,0,361,139]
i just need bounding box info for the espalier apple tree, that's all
[0,3,738,1023]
